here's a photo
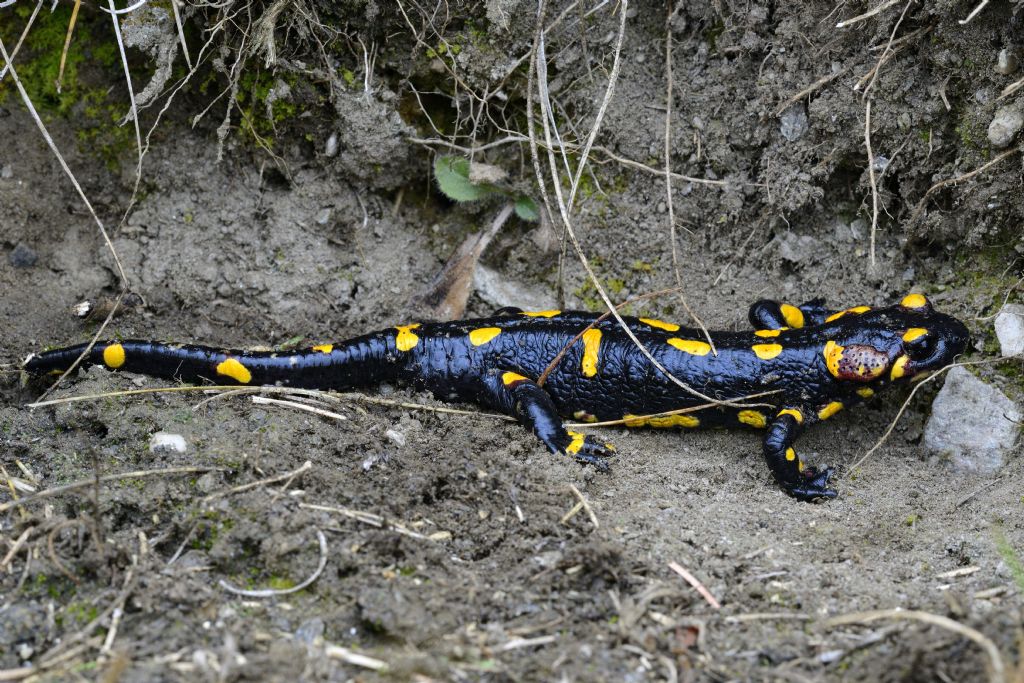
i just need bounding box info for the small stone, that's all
[1,164,12,178]
[987,105,1023,149]
[923,366,1021,474]
[295,618,324,645]
[315,208,331,225]
[473,264,556,312]
[779,104,808,142]
[385,429,406,447]
[324,132,338,157]
[995,48,1019,75]
[8,243,37,268]
[777,231,818,263]
[994,304,1024,357]
[149,432,187,454]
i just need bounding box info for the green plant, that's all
[433,155,539,221]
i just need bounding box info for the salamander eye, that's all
[903,329,934,360]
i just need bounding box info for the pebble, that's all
[8,243,37,268]
[776,231,818,263]
[1,164,11,178]
[324,132,338,157]
[385,429,406,447]
[149,431,188,454]
[994,304,1024,357]
[987,105,1023,149]
[923,366,1021,474]
[995,48,1019,75]
[779,103,808,142]
[473,264,556,312]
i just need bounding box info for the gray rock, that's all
[987,105,1023,149]
[8,243,37,268]
[776,231,818,263]
[780,104,809,142]
[923,366,1021,473]
[473,264,556,312]
[995,304,1024,357]
[149,431,187,454]
[996,49,1019,75]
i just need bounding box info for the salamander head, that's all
[820,293,969,389]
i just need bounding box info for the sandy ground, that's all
[1,2,1023,681]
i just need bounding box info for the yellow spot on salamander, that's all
[778,408,803,424]
[469,327,502,346]
[737,410,767,428]
[780,304,804,329]
[566,431,586,455]
[667,338,711,356]
[502,371,528,386]
[798,459,806,472]
[521,310,561,318]
[639,317,680,332]
[581,329,602,377]
[825,306,871,323]
[102,343,126,369]
[752,343,783,360]
[394,324,421,352]
[891,355,909,380]
[623,413,699,428]
[902,328,927,343]
[825,310,847,323]
[823,340,844,378]
[857,387,875,398]
[312,344,333,353]
[901,293,928,309]
[785,447,796,462]
[216,358,252,384]
[754,329,782,338]
[573,410,598,423]
[818,401,844,420]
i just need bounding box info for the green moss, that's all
[266,575,297,590]
[1,6,132,169]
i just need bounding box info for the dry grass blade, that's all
[663,6,715,354]
[864,99,879,269]
[774,65,851,116]
[668,561,721,609]
[323,644,388,671]
[529,1,771,411]
[250,395,348,422]
[0,0,44,83]
[220,529,328,597]
[849,356,1019,473]
[564,388,781,428]
[906,147,1020,228]
[824,609,1004,683]
[0,466,225,514]
[57,0,82,92]
[300,502,448,541]
[999,75,1024,101]
[200,460,312,505]
[835,0,900,28]
[0,528,32,570]
[0,36,131,404]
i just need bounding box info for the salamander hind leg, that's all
[763,408,837,501]
[484,371,616,470]
[748,298,836,330]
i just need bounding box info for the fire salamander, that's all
[24,293,968,501]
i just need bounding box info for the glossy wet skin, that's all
[24,294,970,501]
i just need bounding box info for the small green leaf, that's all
[513,195,540,221]
[434,155,492,203]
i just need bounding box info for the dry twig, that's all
[824,609,1004,683]
[668,561,721,609]
[219,529,328,597]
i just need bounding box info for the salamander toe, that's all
[786,465,838,501]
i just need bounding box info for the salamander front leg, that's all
[748,298,835,330]
[763,408,837,501]
[486,371,616,470]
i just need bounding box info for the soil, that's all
[1,2,1023,681]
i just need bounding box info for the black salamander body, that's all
[25,293,969,501]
